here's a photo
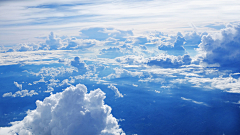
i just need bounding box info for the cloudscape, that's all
[0,0,240,135]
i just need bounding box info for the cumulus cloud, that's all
[31,66,76,78]
[108,84,124,98]
[99,44,135,59]
[198,24,240,71]
[70,57,88,73]
[2,90,38,97]
[46,32,64,50]
[158,34,186,56]
[115,55,146,65]
[147,54,192,68]
[105,67,143,79]
[0,84,125,135]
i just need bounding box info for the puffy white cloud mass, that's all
[0,84,125,135]
[46,32,65,50]
[147,54,192,68]
[158,34,186,56]
[198,24,240,71]
[2,90,38,98]
[108,84,124,98]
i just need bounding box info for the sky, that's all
[0,0,240,135]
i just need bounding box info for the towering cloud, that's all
[199,24,240,71]
[46,32,64,50]
[0,84,125,135]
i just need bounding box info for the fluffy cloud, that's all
[105,68,143,79]
[2,90,38,97]
[31,66,76,78]
[45,32,65,50]
[198,24,240,70]
[158,34,186,56]
[0,84,125,135]
[108,84,123,98]
[115,55,146,65]
[70,57,88,73]
[14,81,22,90]
[99,44,135,59]
[147,54,192,68]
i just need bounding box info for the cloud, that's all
[115,55,146,65]
[14,81,22,90]
[0,84,125,135]
[31,66,76,78]
[79,27,133,41]
[158,34,186,56]
[105,67,143,79]
[99,44,135,59]
[108,84,123,98]
[2,90,38,97]
[46,32,65,50]
[147,54,192,68]
[64,38,99,50]
[70,57,88,73]
[198,24,240,71]
[181,97,209,107]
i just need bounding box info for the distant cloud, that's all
[79,27,133,41]
[71,57,88,73]
[108,84,124,98]
[99,44,135,59]
[158,34,186,56]
[14,81,22,90]
[2,90,38,97]
[0,84,125,135]
[147,54,192,68]
[181,97,209,107]
[46,32,65,50]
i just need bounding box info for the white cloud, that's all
[158,34,186,56]
[14,81,22,90]
[70,57,88,73]
[198,24,240,71]
[46,32,65,50]
[2,90,38,98]
[147,54,192,68]
[181,97,209,107]
[105,67,143,79]
[0,84,125,135]
[31,66,76,78]
[108,84,123,98]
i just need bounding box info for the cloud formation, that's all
[108,84,124,98]
[199,24,240,71]
[0,84,125,135]
[147,54,192,68]
[2,90,38,98]
[158,34,186,56]
[70,57,88,73]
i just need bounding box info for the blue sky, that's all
[0,0,240,135]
